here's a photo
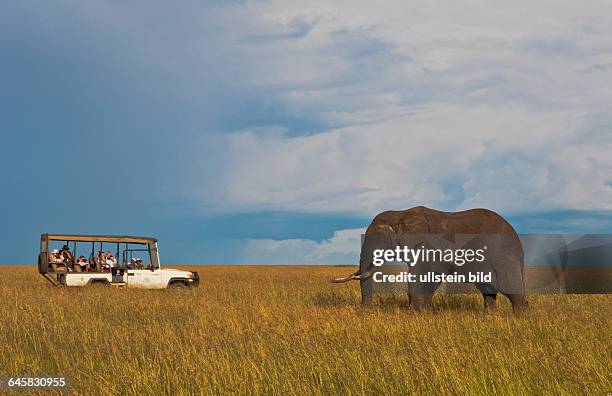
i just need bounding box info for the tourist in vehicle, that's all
[75,256,88,272]
[99,250,110,272]
[60,244,73,263]
[130,257,143,269]
[50,249,63,263]
[106,252,117,268]
[48,249,68,272]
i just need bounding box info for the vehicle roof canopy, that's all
[43,234,157,244]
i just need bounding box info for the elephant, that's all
[332,206,528,313]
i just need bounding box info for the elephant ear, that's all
[433,234,480,250]
[423,235,455,251]
[397,215,429,235]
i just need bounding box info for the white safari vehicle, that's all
[38,234,199,288]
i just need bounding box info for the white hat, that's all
[52,249,59,254]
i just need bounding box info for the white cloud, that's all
[240,228,364,264]
[199,104,611,215]
[177,0,612,216]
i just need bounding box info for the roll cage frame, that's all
[38,234,161,277]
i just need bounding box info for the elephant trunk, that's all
[331,231,391,284]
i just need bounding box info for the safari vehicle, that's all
[38,234,199,288]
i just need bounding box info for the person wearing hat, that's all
[49,249,65,272]
[50,249,63,263]
[60,244,73,263]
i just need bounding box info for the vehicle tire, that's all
[169,280,188,288]
[89,280,110,287]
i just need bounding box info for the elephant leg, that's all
[482,294,497,312]
[505,293,528,314]
[409,281,440,312]
[475,283,497,313]
[409,293,432,312]
[360,277,373,307]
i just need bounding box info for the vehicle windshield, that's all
[121,247,152,270]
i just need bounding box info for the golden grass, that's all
[0,266,610,395]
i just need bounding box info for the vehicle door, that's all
[127,268,163,288]
[125,253,162,288]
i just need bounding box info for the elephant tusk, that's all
[353,270,373,280]
[331,269,360,283]
[331,269,374,283]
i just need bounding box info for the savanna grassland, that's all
[0,266,610,395]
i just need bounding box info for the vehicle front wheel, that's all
[169,280,188,288]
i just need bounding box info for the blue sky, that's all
[1,1,611,264]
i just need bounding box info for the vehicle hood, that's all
[160,268,193,277]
